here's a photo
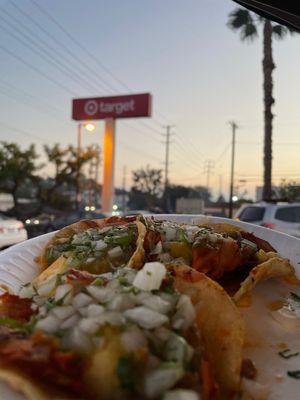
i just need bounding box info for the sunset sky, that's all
[0,0,299,200]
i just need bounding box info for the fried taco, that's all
[38,216,146,274]
[0,262,246,399]
[140,217,296,296]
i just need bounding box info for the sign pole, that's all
[102,118,115,212]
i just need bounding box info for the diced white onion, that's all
[163,389,199,400]
[164,334,194,363]
[87,304,105,318]
[94,239,108,251]
[54,284,73,302]
[72,293,93,309]
[78,317,100,335]
[108,246,123,259]
[86,286,114,303]
[96,311,125,326]
[121,326,147,351]
[37,276,57,297]
[107,294,135,312]
[136,293,172,314]
[151,241,163,255]
[18,284,35,298]
[52,305,74,320]
[163,223,178,241]
[124,306,168,329]
[86,257,96,264]
[143,364,184,398]
[133,262,167,291]
[61,313,80,329]
[36,315,60,333]
[172,295,196,330]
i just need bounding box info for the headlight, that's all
[25,219,31,225]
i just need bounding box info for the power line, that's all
[0,82,71,126]
[204,159,215,192]
[0,13,100,94]
[172,139,203,169]
[0,78,67,118]
[7,0,119,94]
[28,0,129,93]
[0,121,47,143]
[0,43,76,95]
[172,146,203,173]
[26,0,176,134]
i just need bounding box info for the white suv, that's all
[235,202,300,238]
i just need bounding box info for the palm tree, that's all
[227,8,294,200]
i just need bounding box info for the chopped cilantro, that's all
[92,277,105,286]
[0,317,26,330]
[278,349,299,359]
[117,357,135,390]
[287,370,300,379]
[290,292,300,302]
[118,276,129,286]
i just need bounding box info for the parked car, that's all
[25,209,106,238]
[235,202,300,237]
[0,213,27,249]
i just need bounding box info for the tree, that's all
[227,8,294,200]
[42,144,96,208]
[0,142,42,207]
[128,166,163,210]
[278,180,300,202]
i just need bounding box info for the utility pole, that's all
[204,160,215,194]
[122,165,127,213]
[162,125,175,212]
[94,145,101,207]
[218,174,223,198]
[228,121,238,218]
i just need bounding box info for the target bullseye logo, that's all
[84,100,98,116]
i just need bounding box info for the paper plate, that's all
[0,215,299,399]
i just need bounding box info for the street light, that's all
[76,122,96,210]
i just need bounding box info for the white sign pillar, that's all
[102,118,115,212]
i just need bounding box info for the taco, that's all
[0,262,246,399]
[139,217,295,295]
[38,216,146,275]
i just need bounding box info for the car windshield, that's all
[239,206,265,222]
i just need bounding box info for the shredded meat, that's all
[0,293,36,322]
[0,330,84,394]
[66,268,95,286]
[192,236,243,279]
[241,358,257,380]
[144,229,162,254]
[240,231,276,253]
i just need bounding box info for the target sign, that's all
[72,93,152,121]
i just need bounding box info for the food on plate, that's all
[0,215,298,399]
[233,256,294,303]
[38,216,146,273]
[0,262,244,399]
[140,218,295,292]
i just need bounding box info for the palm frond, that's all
[272,24,297,39]
[272,24,288,39]
[227,8,258,42]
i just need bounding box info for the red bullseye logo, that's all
[84,100,98,116]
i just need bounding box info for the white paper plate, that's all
[0,215,299,399]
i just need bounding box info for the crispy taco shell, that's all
[171,264,245,395]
